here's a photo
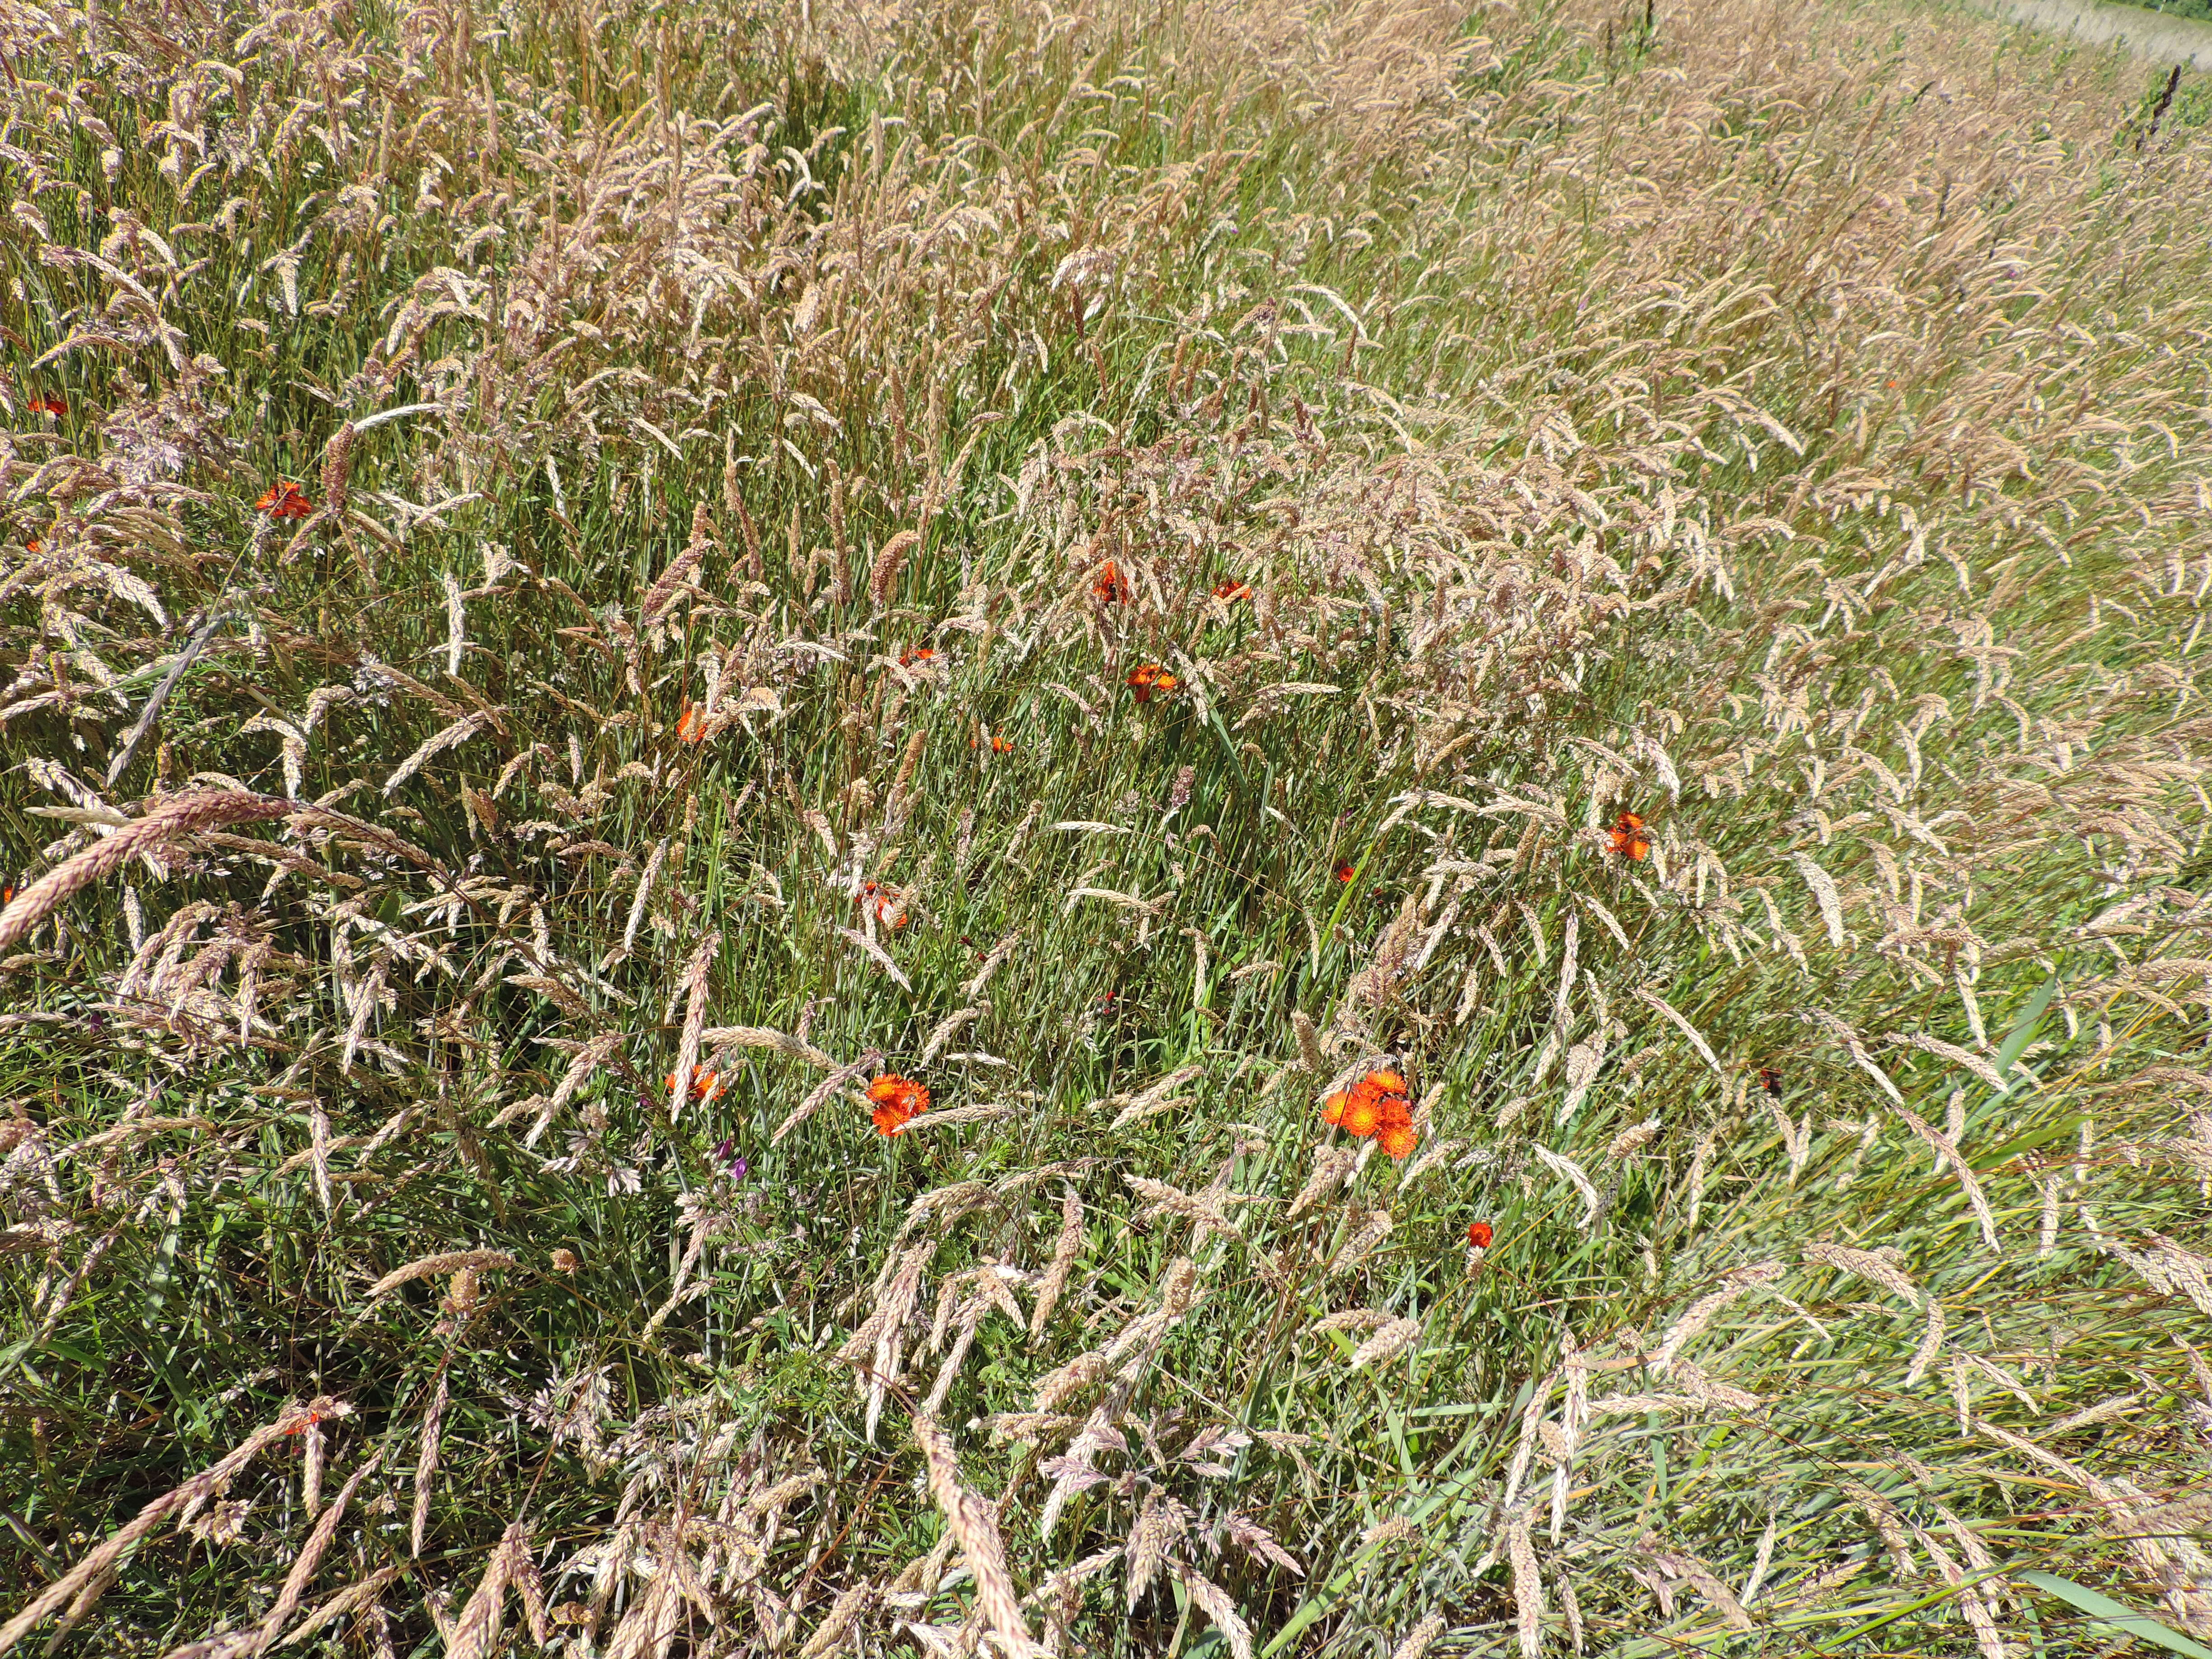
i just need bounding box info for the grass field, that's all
[1,0,2210,1651]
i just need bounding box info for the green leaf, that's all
[2019,1570,2212,1659]
[1989,973,2059,1097]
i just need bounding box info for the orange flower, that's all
[1759,1066,1782,1098]
[664,1068,722,1102]
[867,1073,929,1135]
[990,732,1014,753]
[900,646,937,666]
[858,880,909,929]
[1467,1220,1493,1249]
[1094,561,1130,603]
[1127,663,1178,703]
[24,539,40,554]
[1326,1068,1416,1158]
[254,481,314,520]
[1607,810,1651,861]
[1334,861,1355,883]
[1211,580,1251,602]
[27,394,65,417]
[675,702,706,743]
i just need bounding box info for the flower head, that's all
[867,1073,929,1135]
[1094,561,1130,604]
[1607,810,1651,862]
[858,880,909,929]
[665,1068,722,1103]
[1326,1068,1416,1158]
[254,481,314,520]
[27,394,65,417]
[1334,861,1355,883]
[1211,580,1251,602]
[1467,1220,1493,1250]
[1127,663,1178,703]
[675,702,707,743]
[1759,1066,1782,1098]
[900,646,937,667]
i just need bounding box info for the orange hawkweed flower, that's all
[254,481,314,520]
[1334,861,1355,883]
[1326,1068,1416,1158]
[27,394,66,417]
[664,1068,723,1103]
[867,1073,930,1135]
[858,880,909,929]
[24,540,40,554]
[900,647,937,666]
[1467,1220,1493,1250]
[1758,1066,1783,1098]
[1094,561,1130,603]
[1127,663,1178,703]
[1607,810,1651,862]
[990,731,1014,753]
[675,702,707,743]
[1211,580,1251,602]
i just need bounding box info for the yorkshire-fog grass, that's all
[2,0,2210,1652]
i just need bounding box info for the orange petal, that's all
[1322,1092,1347,1125]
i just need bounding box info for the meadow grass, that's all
[1,0,2210,1651]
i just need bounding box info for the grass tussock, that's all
[1,0,2211,1650]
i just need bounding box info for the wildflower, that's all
[714,1138,751,1180]
[858,880,909,928]
[1127,663,1178,703]
[1324,1069,1416,1158]
[1211,580,1251,602]
[27,394,65,417]
[23,540,39,554]
[868,1073,929,1136]
[1607,810,1651,862]
[1759,1067,1783,1098]
[254,481,314,520]
[1094,560,1130,603]
[900,646,937,666]
[1335,860,1355,883]
[1467,1221,1493,1250]
[990,732,1013,753]
[675,702,706,743]
[665,1068,723,1103]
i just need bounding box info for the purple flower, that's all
[731,1157,750,1181]
[713,1138,749,1181]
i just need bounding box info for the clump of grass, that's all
[2,0,2210,1651]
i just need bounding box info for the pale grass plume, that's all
[0,791,291,954]
[366,1250,517,1302]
